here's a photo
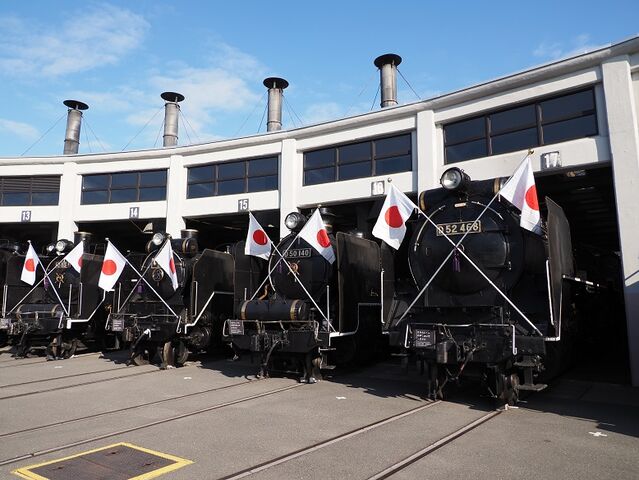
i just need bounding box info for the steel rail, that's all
[0,382,303,467]
[217,400,443,480]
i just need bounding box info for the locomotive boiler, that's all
[107,229,236,368]
[1,232,112,358]
[226,210,388,382]
[388,167,576,404]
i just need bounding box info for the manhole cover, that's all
[13,442,192,480]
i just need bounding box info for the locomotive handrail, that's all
[65,288,106,329]
[181,289,234,334]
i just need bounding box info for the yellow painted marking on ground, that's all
[12,442,193,480]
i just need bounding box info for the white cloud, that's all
[0,4,148,78]
[533,34,600,60]
[303,102,345,125]
[0,118,39,140]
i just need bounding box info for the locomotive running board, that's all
[517,383,547,392]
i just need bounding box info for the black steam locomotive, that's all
[107,230,238,368]
[226,210,387,382]
[1,233,113,358]
[388,167,576,403]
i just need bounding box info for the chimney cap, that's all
[161,91,185,103]
[263,77,289,90]
[374,53,402,69]
[63,99,89,111]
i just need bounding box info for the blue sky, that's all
[0,0,637,157]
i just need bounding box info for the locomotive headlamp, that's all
[55,239,73,254]
[45,243,56,254]
[285,212,306,231]
[440,168,471,191]
[152,232,166,246]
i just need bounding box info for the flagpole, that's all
[37,260,70,316]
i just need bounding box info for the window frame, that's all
[0,176,61,206]
[303,132,413,186]
[81,170,167,204]
[443,87,598,164]
[186,155,279,199]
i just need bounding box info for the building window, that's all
[0,176,60,206]
[81,170,167,204]
[303,133,412,186]
[443,88,598,163]
[187,156,278,199]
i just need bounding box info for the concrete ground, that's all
[1,347,638,480]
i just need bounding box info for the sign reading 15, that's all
[238,199,249,212]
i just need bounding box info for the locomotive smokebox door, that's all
[546,197,575,335]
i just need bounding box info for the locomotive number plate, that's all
[111,318,124,332]
[413,329,436,348]
[228,320,244,336]
[435,220,482,236]
[0,318,9,329]
[284,248,312,259]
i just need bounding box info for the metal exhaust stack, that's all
[263,77,289,132]
[161,91,185,147]
[374,54,402,108]
[63,100,89,155]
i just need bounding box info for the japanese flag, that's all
[245,212,272,260]
[63,242,84,274]
[372,184,417,249]
[154,240,179,290]
[98,241,127,291]
[500,157,542,234]
[298,209,335,264]
[21,243,40,285]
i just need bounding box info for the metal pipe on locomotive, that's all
[0,232,113,358]
[386,164,579,404]
[225,209,387,382]
[106,229,235,368]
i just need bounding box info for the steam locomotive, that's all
[1,233,113,358]
[226,210,388,382]
[107,229,241,368]
[387,167,577,404]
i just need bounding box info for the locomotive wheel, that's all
[14,337,30,358]
[174,341,189,367]
[129,343,151,366]
[160,341,175,369]
[62,339,78,359]
[500,373,520,406]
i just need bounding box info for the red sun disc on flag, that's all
[25,258,35,272]
[169,257,176,273]
[316,229,331,248]
[102,259,117,275]
[525,185,539,211]
[384,206,403,228]
[77,258,83,268]
[253,230,268,246]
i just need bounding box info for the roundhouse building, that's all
[1,36,639,385]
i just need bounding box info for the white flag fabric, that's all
[63,242,84,274]
[21,243,40,285]
[372,184,417,250]
[298,209,335,264]
[245,212,272,260]
[98,241,127,291]
[500,157,542,234]
[154,240,179,290]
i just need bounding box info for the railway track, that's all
[0,366,161,400]
[0,351,103,368]
[0,381,303,467]
[217,400,503,480]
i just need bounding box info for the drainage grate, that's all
[13,442,193,480]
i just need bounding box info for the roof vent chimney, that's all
[63,100,89,155]
[374,54,402,108]
[263,77,289,132]
[161,92,185,147]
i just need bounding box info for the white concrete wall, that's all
[602,56,639,386]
